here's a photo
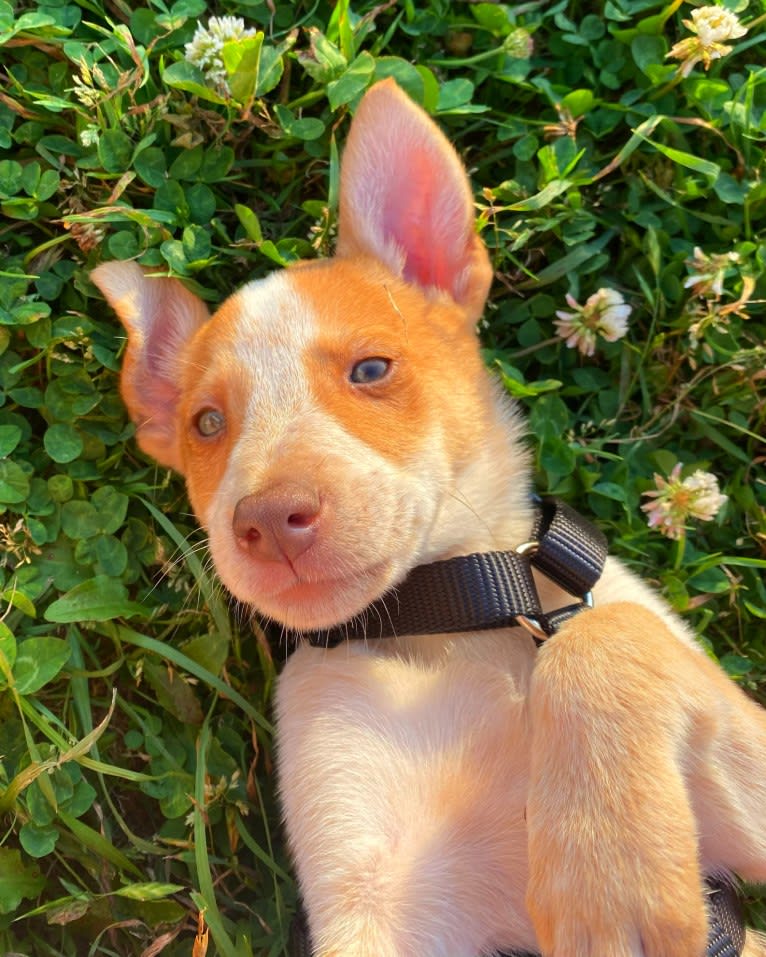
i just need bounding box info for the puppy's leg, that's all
[744,932,766,957]
[526,601,766,957]
[684,651,766,882]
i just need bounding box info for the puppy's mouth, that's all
[213,545,399,631]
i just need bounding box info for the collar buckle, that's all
[514,525,598,642]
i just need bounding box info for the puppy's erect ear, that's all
[91,262,210,471]
[336,78,493,322]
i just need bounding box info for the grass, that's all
[0,0,765,953]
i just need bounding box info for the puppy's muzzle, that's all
[233,483,321,563]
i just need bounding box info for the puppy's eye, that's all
[194,408,226,437]
[349,357,391,384]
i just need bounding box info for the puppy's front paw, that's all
[526,604,711,957]
[527,859,708,957]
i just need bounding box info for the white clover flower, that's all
[184,15,258,95]
[667,6,747,77]
[641,463,727,539]
[690,5,747,47]
[79,125,100,147]
[684,246,740,298]
[554,288,631,357]
[681,470,729,522]
[504,27,534,59]
[683,248,755,350]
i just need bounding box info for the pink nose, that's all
[232,484,321,563]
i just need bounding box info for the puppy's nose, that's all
[232,484,321,562]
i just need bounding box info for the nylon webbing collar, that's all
[291,498,608,648]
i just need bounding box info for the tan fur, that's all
[92,78,766,957]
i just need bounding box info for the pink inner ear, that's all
[383,148,460,294]
[91,262,213,469]
[143,303,200,382]
[337,80,492,318]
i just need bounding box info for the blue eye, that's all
[349,357,391,384]
[194,408,226,437]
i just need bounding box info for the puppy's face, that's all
[173,259,492,629]
[92,79,528,630]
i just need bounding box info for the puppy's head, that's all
[93,80,525,630]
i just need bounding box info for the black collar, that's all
[291,498,608,648]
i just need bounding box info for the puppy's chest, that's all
[277,634,533,765]
[276,636,534,912]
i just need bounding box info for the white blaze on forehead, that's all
[228,270,315,424]
[199,269,320,530]
[233,270,314,346]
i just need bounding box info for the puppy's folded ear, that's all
[337,78,493,322]
[91,262,210,471]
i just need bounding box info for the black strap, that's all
[706,878,746,957]
[288,878,745,957]
[287,904,313,957]
[291,499,608,648]
[531,498,608,598]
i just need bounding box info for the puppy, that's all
[93,79,766,957]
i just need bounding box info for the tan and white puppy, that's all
[93,79,766,957]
